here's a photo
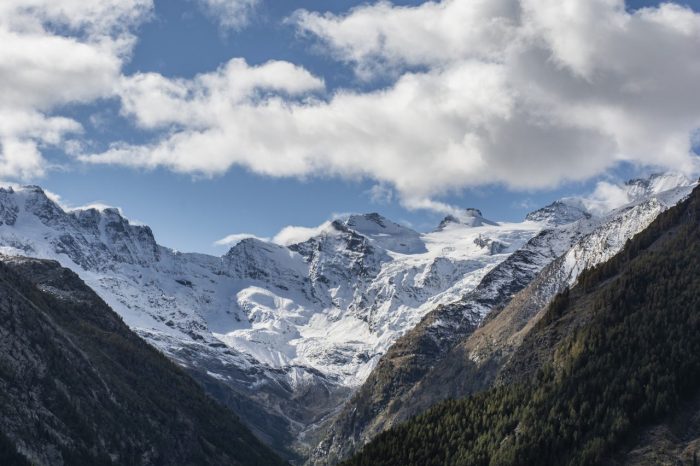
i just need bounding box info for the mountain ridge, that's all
[0,173,693,462]
[341,181,700,466]
[311,174,695,464]
[0,183,541,459]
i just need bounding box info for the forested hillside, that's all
[344,184,700,466]
[0,257,285,466]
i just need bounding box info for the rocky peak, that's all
[225,237,308,284]
[624,173,692,200]
[525,200,591,226]
[436,208,497,230]
[0,186,160,268]
[343,213,426,254]
[72,206,159,266]
[347,212,386,228]
[19,186,67,227]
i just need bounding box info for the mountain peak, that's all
[344,213,392,233]
[464,208,483,217]
[0,184,160,268]
[624,172,692,199]
[225,236,277,255]
[436,208,497,230]
[525,200,591,226]
[342,213,426,254]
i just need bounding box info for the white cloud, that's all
[368,184,394,205]
[581,181,635,216]
[69,203,124,213]
[214,232,270,247]
[293,0,518,79]
[0,0,151,181]
[42,189,65,207]
[219,217,342,249]
[272,222,333,246]
[117,58,325,131]
[73,0,700,213]
[194,0,260,31]
[580,172,694,215]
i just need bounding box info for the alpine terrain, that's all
[343,180,700,466]
[0,173,694,463]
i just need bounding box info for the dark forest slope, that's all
[0,256,285,466]
[345,184,700,466]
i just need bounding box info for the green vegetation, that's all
[345,185,700,466]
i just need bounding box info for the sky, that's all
[1,0,699,254]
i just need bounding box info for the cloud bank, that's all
[2,0,700,212]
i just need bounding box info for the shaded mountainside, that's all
[614,392,700,465]
[343,184,700,466]
[0,256,285,466]
[310,179,694,465]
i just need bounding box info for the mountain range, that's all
[342,176,700,466]
[0,172,696,464]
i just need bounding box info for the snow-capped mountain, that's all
[311,173,696,464]
[0,185,540,456]
[525,200,591,226]
[0,173,693,461]
[436,208,499,230]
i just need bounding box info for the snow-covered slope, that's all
[211,214,541,386]
[0,184,542,455]
[0,173,692,460]
[311,173,696,464]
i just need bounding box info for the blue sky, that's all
[3,0,700,254]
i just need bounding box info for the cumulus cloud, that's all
[216,220,338,249]
[580,181,637,216]
[0,0,151,180]
[194,0,260,31]
[293,0,518,79]
[74,0,700,212]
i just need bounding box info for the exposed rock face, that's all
[0,187,541,459]
[525,200,591,226]
[0,174,692,463]
[310,178,695,465]
[0,256,284,466]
